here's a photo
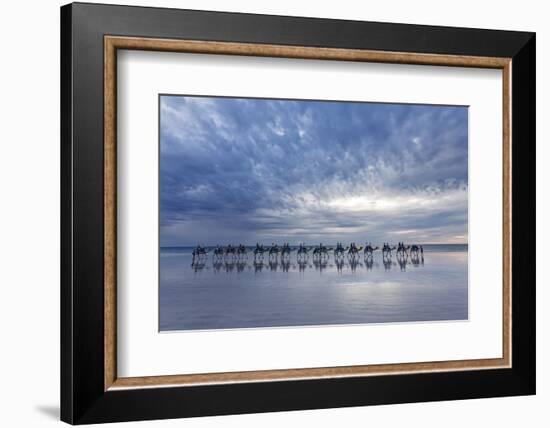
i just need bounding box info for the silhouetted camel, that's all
[191,245,208,265]
[312,243,331,260]
[363,243,379,258]
[296,243,310,261]
[253,243,266,260]
[236,244,248,260]
[268,243,280,260]
[334,242,348,260]
[347,242,364,260]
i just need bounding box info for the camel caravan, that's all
[191,241,424,266]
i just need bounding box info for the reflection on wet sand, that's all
[193,254,425,274]
[160,248,467,331]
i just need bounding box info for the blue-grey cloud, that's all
[160,95,468,246]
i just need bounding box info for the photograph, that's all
[159,94,469,331]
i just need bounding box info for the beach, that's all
[159,244,468,331]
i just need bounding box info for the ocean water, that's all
[159,245,468,331]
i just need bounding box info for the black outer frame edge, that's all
[510,34,536,391]
[70,1,533,56]
[60,4,74,425]
[60,2,536,424]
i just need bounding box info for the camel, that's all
[194,240,425,271]
[334,242,348,260]
[212,245,224,261]
[410,245,424,266]
[224,244,237,260]
[312,243,332,260]
[268,243,280,260]
[253,243,267,260]
[382,243,396,259]
[280,243,292,260]
[296,243,310,261]
[191,245,208,265]
[236,244,248,260]
[363,243,379,258]
[347,242,364,260]
[396,242,410,258]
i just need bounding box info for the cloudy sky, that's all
[160,95,468,247]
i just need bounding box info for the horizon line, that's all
[160,242,468,248]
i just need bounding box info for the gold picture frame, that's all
[103,35,512,391]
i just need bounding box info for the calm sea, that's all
[159,244,468,331]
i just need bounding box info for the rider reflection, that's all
[201,243,425,274]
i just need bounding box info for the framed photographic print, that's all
[60,2,536,424]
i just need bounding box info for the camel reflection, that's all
[365,257,374,270]
[313,259,328,273]
[397,256,407,271]
[349,258,362,273]
[192,262,206,273]
[410,253,424,267]
[335,258,345,274]
[212,261,223,273]
[236,261,247,273]
[281,260,291,273]
[206,253,424,274]
[269,260,278,272]
[253,261,264,273]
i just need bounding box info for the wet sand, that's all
[160,246,468,331]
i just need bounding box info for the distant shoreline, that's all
[161,243,468,250]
